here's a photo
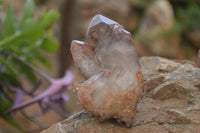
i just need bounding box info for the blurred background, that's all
[0,0,200,132]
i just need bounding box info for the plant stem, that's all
[13,54,53,83]
[2,52,53,83]
[21,110,46,129]
[0,32,22,47]
[0,55,18,75]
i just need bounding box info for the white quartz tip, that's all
[88,14,117,29]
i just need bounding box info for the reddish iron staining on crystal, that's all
[70,14,144,127]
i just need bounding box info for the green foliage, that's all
[4,6,16,37]
[40,32,59,52]
[174,2,200,58]
[0,96,22,130]
[23,0,34,21]
[0,0,59,129]
[41,10,59,30]
[0,0,4,5]
[22,19,44,42]
[176,2,200,31]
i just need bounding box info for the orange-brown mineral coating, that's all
[70,14,144,127]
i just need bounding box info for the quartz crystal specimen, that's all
[70,14,144,127]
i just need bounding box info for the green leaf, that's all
[23,0,34,21]
[0,56,18,75]
[0,32,22,47]
[176,2,200,30]
[0,72,21,86]
[0,98,22,131]
[4,6,15,37]
[45,11,59,21]
[33,51,52,68]
[0,0,4,5]
[41,10,59,30]
[41,38,59,52]
[9,45,26,56]
[11,57,37,84]
[21,19,44,42]
[20,64,37,84]
[0,97,12,109]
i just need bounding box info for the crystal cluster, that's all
[70,14,144,127]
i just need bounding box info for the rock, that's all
[197,49,200,67]
[70,14,144,127]
[41,57,200,133]
[141,56,200,100]
[136,0,181,58]
[187,30,200,48]
[139,0,174,33]
[130,0,155,8]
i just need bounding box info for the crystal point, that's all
[88,14,117,29]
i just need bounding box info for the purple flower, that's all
[6,70,73,113]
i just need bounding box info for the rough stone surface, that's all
[187,30,200,48]
[197,49,200,68]
[70,14,144,127]
[42,57,200,133]
[139,0,174,33]
[130,0,155,8]
[136,0,181,58]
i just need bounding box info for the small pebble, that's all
[187,100,193,104]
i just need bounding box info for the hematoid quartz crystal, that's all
[70,14,144,127]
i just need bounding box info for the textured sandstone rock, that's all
[140,56,200,100]
[42,57,200,133]
[70,14,144,127]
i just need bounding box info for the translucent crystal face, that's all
[86,14,117,35]
[71,14,143,127]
